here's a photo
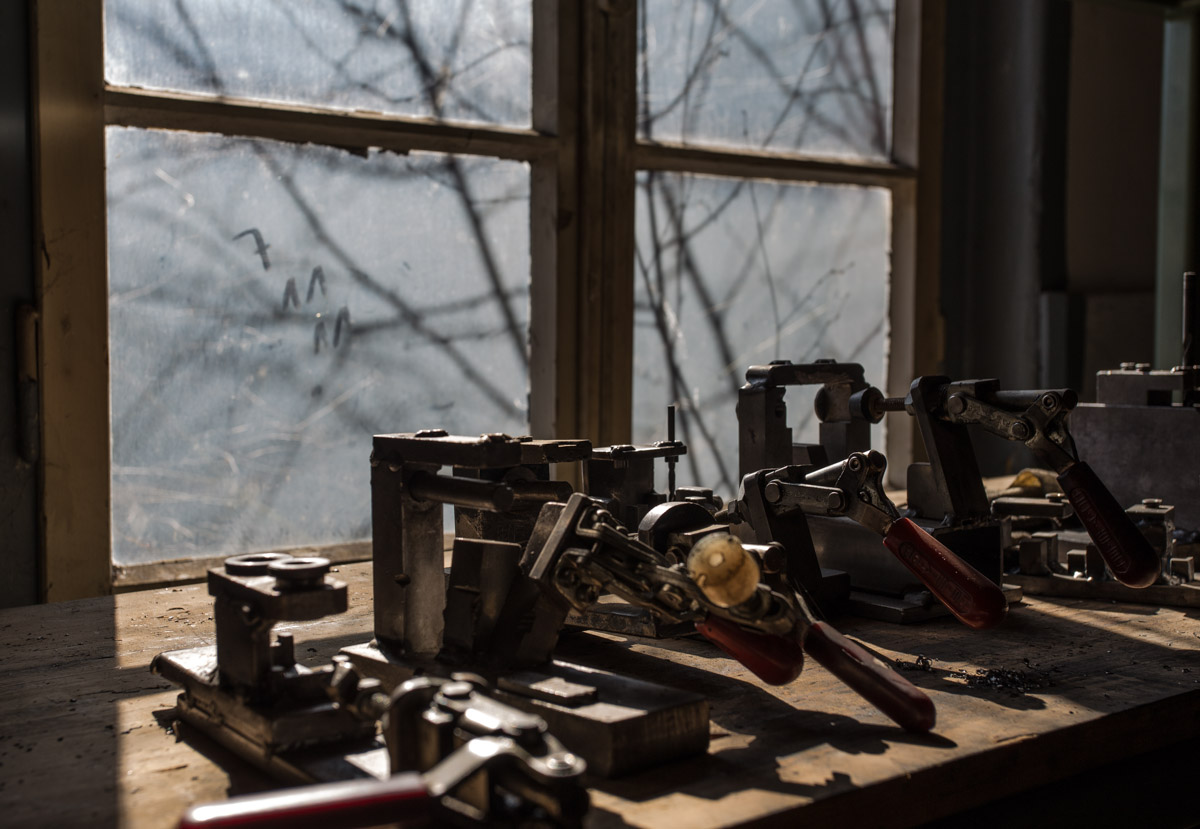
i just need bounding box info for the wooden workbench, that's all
[3,561,1200,828]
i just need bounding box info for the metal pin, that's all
[667,404,677,501]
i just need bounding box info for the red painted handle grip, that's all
[883,518,1007,630]
[695,614,805,685]
[802,621,936,733]
[1058,461,1160,589]
[179,773,431,829]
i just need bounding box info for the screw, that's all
[1142,498,1164,508]
[1041,393,1058,410]
[414,428,448,438]
[764,482,783,504]
[546,754,575,772]
[848,455,863,472]
[946,394,968,415]
[440,681,473,700]
[1046,492,1065,503]
[826,491,845,512]
[1010,420,1031,440]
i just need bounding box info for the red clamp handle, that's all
[802,621,936,733]
[883,518,1007,630]
[695,614,805,686]
[1057,461,1160,589]
[179,773,431,829]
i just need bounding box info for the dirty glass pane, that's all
[105,0,531,127]
[108,127,530,564]
[633,171,890,497]
[639,0,894,159]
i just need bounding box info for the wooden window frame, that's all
[32,0,939,600]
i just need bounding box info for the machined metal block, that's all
[340,642,709,778]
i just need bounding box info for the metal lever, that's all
[801,621,936,733]
[1057,461,1158,588]
[178,774,432,829]
[882,517,1008,630]
[764,451,1007,630]
[695,614,805,685]
[534,495,937,732]
[179,677,588,829]
[940,386,1160,588]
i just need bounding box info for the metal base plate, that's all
[563,595,693,638]
[152,646,385,784]
[843,584,1024,624]
[1006,572,1200,608]
[340,642,709,778]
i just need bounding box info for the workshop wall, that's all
[1066,3,1163,396]
[0,1,38,608]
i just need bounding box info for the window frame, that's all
[31,0,939,600]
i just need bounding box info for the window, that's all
[33,0,930,599]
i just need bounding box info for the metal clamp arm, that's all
[940,386,1158,588]
[530,495,936,731]
[759,452,1006,630]
[940,386,1079,472]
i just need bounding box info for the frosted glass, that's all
[105,0,531,127]
[639,0,894,159]
[633,172,890,497]
[108,127,530,563]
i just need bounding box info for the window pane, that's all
[108,128,530,564]
[639,0,894,160]
[633,172,890,496]
[105,0,531,127]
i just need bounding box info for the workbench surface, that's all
[3,561,1199,828]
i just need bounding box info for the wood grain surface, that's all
[3,561,1199,828]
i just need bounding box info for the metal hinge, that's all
[16,303,38,464]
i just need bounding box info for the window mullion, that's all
[105,86,554,163]
[578,0,638,446]
[33,0,112,600]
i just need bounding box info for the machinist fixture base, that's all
[340,641,709,778]
[153,646,386,784]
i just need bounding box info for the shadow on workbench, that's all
[0,597,120,826]
[917,737,1200,829]
[555,630,957,807]
[838,596,1200,715]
